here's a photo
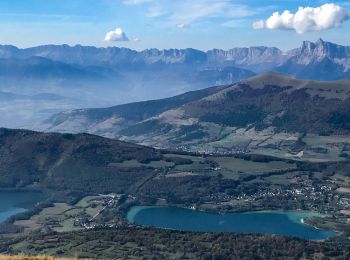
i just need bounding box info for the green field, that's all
[15,197,107,234]
[211,157,296,179]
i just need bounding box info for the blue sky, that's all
[0,0,349,50]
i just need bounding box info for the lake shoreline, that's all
[126,205,336,241]
[0,191,45,225]
[124,201,329,219]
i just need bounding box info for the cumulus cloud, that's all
[104,28,129,42]
[253,3,349,34]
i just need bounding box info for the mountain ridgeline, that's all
[0,38,349,80]
[42,72,350,145]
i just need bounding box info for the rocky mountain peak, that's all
[297,39,350,59]
[301,40,315,53]
[316,38,325,46]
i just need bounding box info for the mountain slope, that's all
[39,85,226,135]
[119,72,350,141]
[44,72,350,135]
[0,128,162,193]
[0,128,249,204]
[42,72,350,160]
[182,72,350,133]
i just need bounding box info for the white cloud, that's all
[252,19,265,29]
[254,3,349,34]
[104,28,129,42]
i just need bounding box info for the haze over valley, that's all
[2,39,350,128]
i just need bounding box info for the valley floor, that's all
[1,129,350,258]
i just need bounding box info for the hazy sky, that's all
[0,0,349,50]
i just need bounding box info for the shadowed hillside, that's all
[0,128,162,194]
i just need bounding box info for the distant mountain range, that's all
[1,38,349,79]
[41,72,350,160]
[1,39,350,128]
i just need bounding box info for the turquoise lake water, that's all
[0,191,44,222]
[127,206,335,240]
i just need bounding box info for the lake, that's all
[0,191,44,222]
[127,206,335,240]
